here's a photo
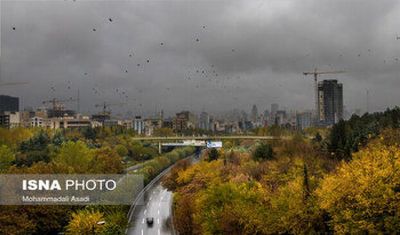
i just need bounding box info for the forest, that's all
[162,107,400,234]
[0,127,194,234]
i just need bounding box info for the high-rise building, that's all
[251,105,258,123]
[0,95,19,112]
[318,80,343,126]
[270,103,279,122]
[173,111,197,132]
[199,112,210,130]
[296,112,313,130]
[271,103,279,115]
[134,116,144,135]
[275,110,287,126]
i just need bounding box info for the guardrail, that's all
[126,154,194,224]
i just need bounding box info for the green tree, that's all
[253,143,274,161]
[15,131,51,166]
[0,145,14,171]
[314,132,322,143]
[153,127,174,137]
[208,148,219,161]
[114,144,128,158]
[82,127,97,141]
[54,141,94,173]
[19,130,50,152]
[52,131,65,146]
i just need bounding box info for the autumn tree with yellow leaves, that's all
[317,141,400,233]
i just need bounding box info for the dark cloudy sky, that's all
[1,0,399,117]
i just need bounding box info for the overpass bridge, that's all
[131,135,288,141]
[131,136,289,153]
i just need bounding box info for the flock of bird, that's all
[8,4,400,115]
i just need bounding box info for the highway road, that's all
[127,180,174,235]
[127,154,200,235]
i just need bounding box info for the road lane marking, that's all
[158,229,160,235]
[144,209,147,215]
[142,218,145,224]
[157,218,160,224]
[141,229,144,235]
[157,210,160,215]
[149,196,152,201]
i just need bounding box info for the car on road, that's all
[146,217,154,226]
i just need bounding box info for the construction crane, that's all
[94,102,125,116]
[303,68,345,122]
[42,98,77,111]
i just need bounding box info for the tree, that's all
[313,132,322,143]
[52,131,65,146]
[15,150,50,167]
[82,127,97,141]
[0,145,14,172]
[54,141,94,173]
[328,119,348,158]
[0,206,36,234]
[91,147,123,174]
[15,130,52,166]
[194,182,269,235]
[208,148,219,161]
[253,143,274,161]
[114,145,128,158]
[162,159,191,191]
[303,163,310,201]
[0,127,33,149]
[317,143,400,233]
[66,210,106,235]
[153,127,174,137]
[19,130,50,152]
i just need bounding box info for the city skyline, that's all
[1,0,400,115]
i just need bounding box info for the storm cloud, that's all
[1,0,400,117]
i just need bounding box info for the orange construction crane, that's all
[303,68,345,122]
